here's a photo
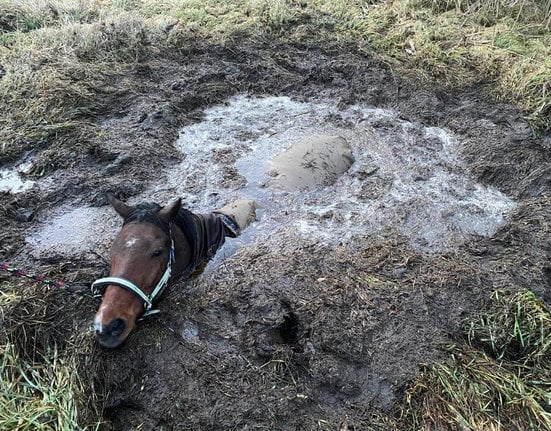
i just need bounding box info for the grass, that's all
[0,1,168,171]
[401,290,551,431]
[0,342,83,431]
[358,0,551,130]
[1,0,550,173]
[3,281,549,429]
[468,290,550,366]
[0,279,103,430]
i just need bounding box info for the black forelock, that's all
[122,201,199,244]
[123,202,169,233]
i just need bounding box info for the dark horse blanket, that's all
[176,209,239,276]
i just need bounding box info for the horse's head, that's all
[93,193,181,348]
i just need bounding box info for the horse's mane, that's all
[124,202,167,231]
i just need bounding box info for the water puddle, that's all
[0,159,34,193]
[27,206,118,258]
[180,320,200,340]
[27,95,516,261]
[168,96,515,260]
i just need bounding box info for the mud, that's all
[213,199,257,232]
[268,135,354,191]
[1,34,550,430]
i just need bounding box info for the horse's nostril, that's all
[108,318,126,337]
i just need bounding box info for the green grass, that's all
[358,0,551,130]
[0,342,83,431]
[0,279,102,430]
[401,290,551,431]
[468,290,550,366]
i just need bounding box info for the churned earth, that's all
[1,34,550,429]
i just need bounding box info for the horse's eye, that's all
[152,249,163,258]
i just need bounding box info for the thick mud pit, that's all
[29,96,515,259]
[2,36,550,429]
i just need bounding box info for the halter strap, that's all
[91,235,175,319]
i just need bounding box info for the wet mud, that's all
[268,135,354,191]
[1,35,550,429]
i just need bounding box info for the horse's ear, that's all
[107,192,131,219]
[158,198,182,223]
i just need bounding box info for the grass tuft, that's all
[0,342,82,431]
[401,290,551,431]
[468,290,550,366]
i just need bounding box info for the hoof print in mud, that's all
[278,312,301,346]
[254,308,302,358]
[139,106,176,131]
[12,207,34,222]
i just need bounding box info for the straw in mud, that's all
[401,290,551,431]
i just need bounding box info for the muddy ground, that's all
[1,33,550,429]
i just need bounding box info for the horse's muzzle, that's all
[94,318,127,348]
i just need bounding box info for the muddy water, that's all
[26,206,118,258]
[0,159,34,193]
[169,95,515,262]
[27,95,515,261]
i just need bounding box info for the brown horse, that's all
[92,193,254,348]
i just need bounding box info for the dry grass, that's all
[359,0,551,130]
[0,0,183,171]
[1,0,549,174]
[401,290,551,431]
